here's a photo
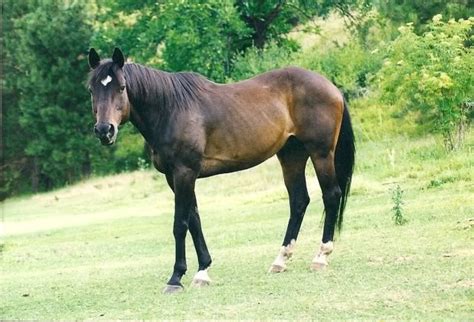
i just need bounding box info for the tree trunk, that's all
[31,157,40,192]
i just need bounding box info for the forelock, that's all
[88,59,115,87]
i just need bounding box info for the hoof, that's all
[163,284,184,294]
[269,263,286,273]
[191,269,211,287]
[310,261,328,271]
[191,278,211,287]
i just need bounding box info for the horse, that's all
[87,48,355,294]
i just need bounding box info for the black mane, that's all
[89,61,211,113]
[124,63,210,111]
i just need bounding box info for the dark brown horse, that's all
[88,48,355,294]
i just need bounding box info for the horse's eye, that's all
[119,85,125,93]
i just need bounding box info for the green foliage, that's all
[2,0,373,197]
[110,124,147,173]
[92,0,368,81]
[230,42,296,81]
[92,0,250,82]
[157,0,250,82]
[3,0,474,198]
[377,16,474,150]
[390,184,407,225]
[1,0,36,198]
[350,96,420,142]
[235,0,307,49]
[296,39,384,99]
[91,8,160,65]
[8,1,108,191]
[428,177,457,189]
[375,0,474,32]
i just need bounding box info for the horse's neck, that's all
[125,64,206,147]
[125,64,168,145]
[129,106,152,142]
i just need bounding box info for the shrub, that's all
[229,41,296,81]
[376,16,474,150]
[296,39,384,100]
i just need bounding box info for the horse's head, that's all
[88,48,130,145]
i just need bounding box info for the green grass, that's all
[1,133,473,320]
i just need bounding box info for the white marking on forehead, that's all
[101,75,112,87]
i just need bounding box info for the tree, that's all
[374,0,474,32]
[235,0,369,49]
[236,0,292,49]
[9,1,105,191]
[156,0,250,81]
[93,1,249,82]
[377,16,473,150]
[2,0,36,198]
[93,0,370,81]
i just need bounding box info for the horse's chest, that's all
[151,150,167,173]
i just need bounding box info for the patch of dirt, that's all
[456,279,474,288]
[441,248,474,259]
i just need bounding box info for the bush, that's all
[376,16,474,150]
[297,40,384,99]
[229,41,296,81]
[350,96,420,141]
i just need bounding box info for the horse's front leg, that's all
[164,173,212,289]
[163,166,198,294]
[188,206,212,287]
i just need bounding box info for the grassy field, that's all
[1,133,473,320]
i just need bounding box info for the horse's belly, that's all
[200,131,290,177]
[199,155,268,178]
[200,97,294,177]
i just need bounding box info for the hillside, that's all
[2,133,472,319]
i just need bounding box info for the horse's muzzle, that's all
[94,122,116,145]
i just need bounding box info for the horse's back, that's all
[197,67,343,177]
[228,66,343,116]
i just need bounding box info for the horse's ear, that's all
[88,48,100,69]
[112,47,125,68]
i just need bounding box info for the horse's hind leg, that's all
[269,138,310,273]
[309,152,341,270]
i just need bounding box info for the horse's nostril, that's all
[108,124,115,137]
[94,123,112,138]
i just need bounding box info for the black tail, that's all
[334,98,355,231]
